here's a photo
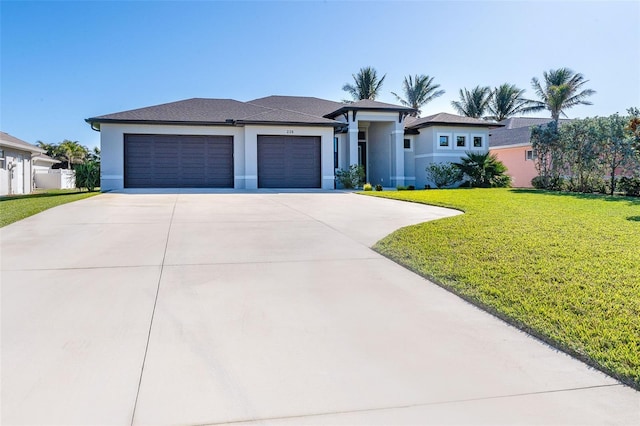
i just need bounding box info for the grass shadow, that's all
[0,190,91,202]
[627,216,640,222]
[509,189,640,206]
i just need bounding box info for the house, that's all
[489,117,570,188]
[86,96,501,191]
[0,131,54,195]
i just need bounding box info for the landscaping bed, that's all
[364,188,640,388]
[0,189,99,227]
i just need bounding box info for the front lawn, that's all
[0,189,100,227]
[364,189,640,388]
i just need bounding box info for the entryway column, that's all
[392,122,405,187]
[348,112,359,166]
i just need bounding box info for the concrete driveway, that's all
[1,191,638,425]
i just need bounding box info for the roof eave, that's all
[0,140,46,154]
[237,120,342,127]
[85,118,341,128]
[85,118,238,127]
[325,106,417,119]
[408,122,504,130]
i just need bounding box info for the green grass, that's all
[364,188,640,388]
[0,189,100,227]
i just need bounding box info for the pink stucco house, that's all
[489,118,569,188]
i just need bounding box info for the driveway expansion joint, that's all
[130,194,178,426]
[193,383,625,426]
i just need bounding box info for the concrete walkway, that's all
[1,192,638,425]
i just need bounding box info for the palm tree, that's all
[58,140,87,169]
[486,83,538,122]
[391,74,445,117]
[529,68,596,124]
[342,66,386,101]
[453,151,511,187]
[451,86,491,118]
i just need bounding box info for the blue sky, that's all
[2,0,638,149]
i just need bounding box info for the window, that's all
[334,137,339,168]
[0,149,4,159]
[358,130,366,141]
[525,149,537,161]
[404,138,411,150]
[473,136,483,148]
[439,135,449,147]
[456,135,466,147]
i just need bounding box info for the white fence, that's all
[34,169,76,189]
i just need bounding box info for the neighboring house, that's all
[86,96,501,191]
[489,118,569,188]
[0,131,49,195]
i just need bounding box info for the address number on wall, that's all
[286,130,294,134]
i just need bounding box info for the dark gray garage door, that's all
[257,135,321,188]
[124,134,233,188]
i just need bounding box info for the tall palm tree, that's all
[342,66,386,101]
[529,68,596,124]
[486,83,538,122]
[391,74,445,117]
[451,86,491,118]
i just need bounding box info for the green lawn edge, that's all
[0,190,100,227]
[360,188,640,390]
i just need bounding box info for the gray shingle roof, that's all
[249,96,344,118]
[406,113,502,129]
[489,117,571,148]
[0,131,45,154]
[87,98,269,123]
[87,97,342,127]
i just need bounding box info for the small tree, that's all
[74,161,100,192]
[453,152,511,188]
[530,122,562,189]
[626,107,640,153]
[425,162,462,188]
[595,114,636,195]
[335,164,365,189]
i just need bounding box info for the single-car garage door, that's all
[124,134,233,188]
[257,135,321,188]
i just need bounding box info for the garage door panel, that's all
[258,136,320,188]
[125,135,233,188]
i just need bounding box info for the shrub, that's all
[335,164,365,189]
[453,152,511,188]
[74,161,100,192]
[375,184,383,191]
[619,175,640,196]
[396,185,407,191]
[532,175,566,191]
[425,162,463,188]
[363,183,373,191]
[407,185,415,190]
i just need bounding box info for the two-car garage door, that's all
[124,135,234,188]
[124,134,321,188]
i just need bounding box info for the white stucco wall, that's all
[403,135,416,186]
[367,121,393,187]
[412,126,490,188]
[0,148,33,195]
